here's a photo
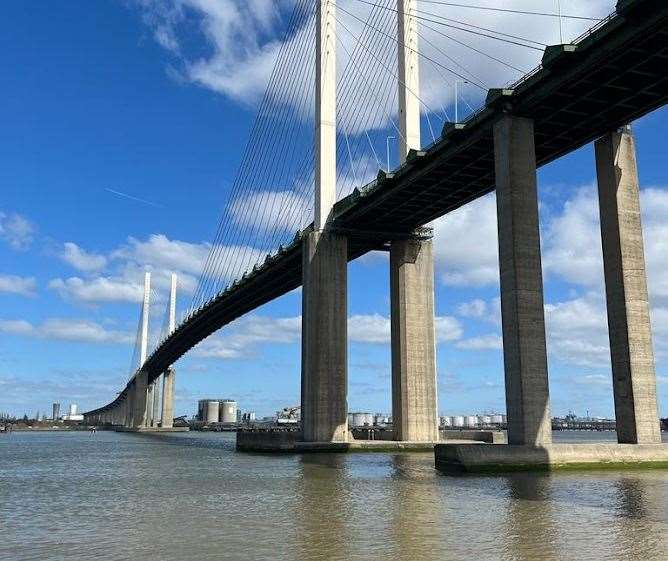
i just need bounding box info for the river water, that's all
[1,431,667,561]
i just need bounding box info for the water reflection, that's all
[387,455,449,560]
[610,474,668,560]
[295,455,351,561]
[501,474,558,561]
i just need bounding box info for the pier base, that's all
[435,443,668,473]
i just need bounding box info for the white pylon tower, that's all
[140,271,151,367]
[168,273,177,334]
[161,274,178,429]
[315,0,337,230]
[397,0,421,163]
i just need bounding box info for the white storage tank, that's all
[219,400,238,424]
[351,412,373,427]
[480,415,492,425]
[452,416,465,427]
[204,400,220,424]
[465,415,478,428]
[491,414,504,425]
[440,416,452,427]
[374,414,388,426]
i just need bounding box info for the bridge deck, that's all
[87,0,668,415]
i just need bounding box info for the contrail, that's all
[105,188,163,208]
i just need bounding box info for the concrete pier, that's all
[161,367,175,428]
[151,377,161,427]
[390,238,439,442]
[132,371,149,428]
[301,230,348,442]
[146,383,155,426]
[494,114,552,446]
[595,127,661,444]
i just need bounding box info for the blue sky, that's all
[1,0,666,420]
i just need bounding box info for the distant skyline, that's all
[1,0,666,419]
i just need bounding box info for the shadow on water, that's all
[386,455,450,560]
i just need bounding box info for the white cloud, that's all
[542,185,668,307]
[229,190,310,232]
[435,315,463,342]
[348,313,390,344]
[136,0,290,105]
[112,234,209,276]
[0,319,33,335]
[544,292,610,368]
[0,274,36,296]
[457,299,487,318]
[49,276,144,304]
[0,211,34,251]
[542,186,603,287]
[193,312,462,359]
[195,314,301,358]
[457,297,501,326]
[60,242,107,272]
[349,313,462,344]
[456,334,502,351]
[48,233,268,306]
[134,0,614,116]
[0,318,132,344]
[433,193,499,287]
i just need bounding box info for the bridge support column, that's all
[161,367,175,428]
[301,230,348,442]
[152,377,161,427]
[125,392,133,427]
[595,127,660,444]
[146,383,155,426]
[494,114,552,446]
[390,237,439,441]
[132,371,149,428]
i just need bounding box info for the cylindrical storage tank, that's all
[374,414,386,426]
[440,416,452,427]
[204,400,220,424]
[351,412,373,427]
[219,400,238,424]
[491,414,504,425]
[465,415,478,428]
[452,416,465,427]
[480,415,491,425]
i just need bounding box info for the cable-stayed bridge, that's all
[85,0,668,460]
